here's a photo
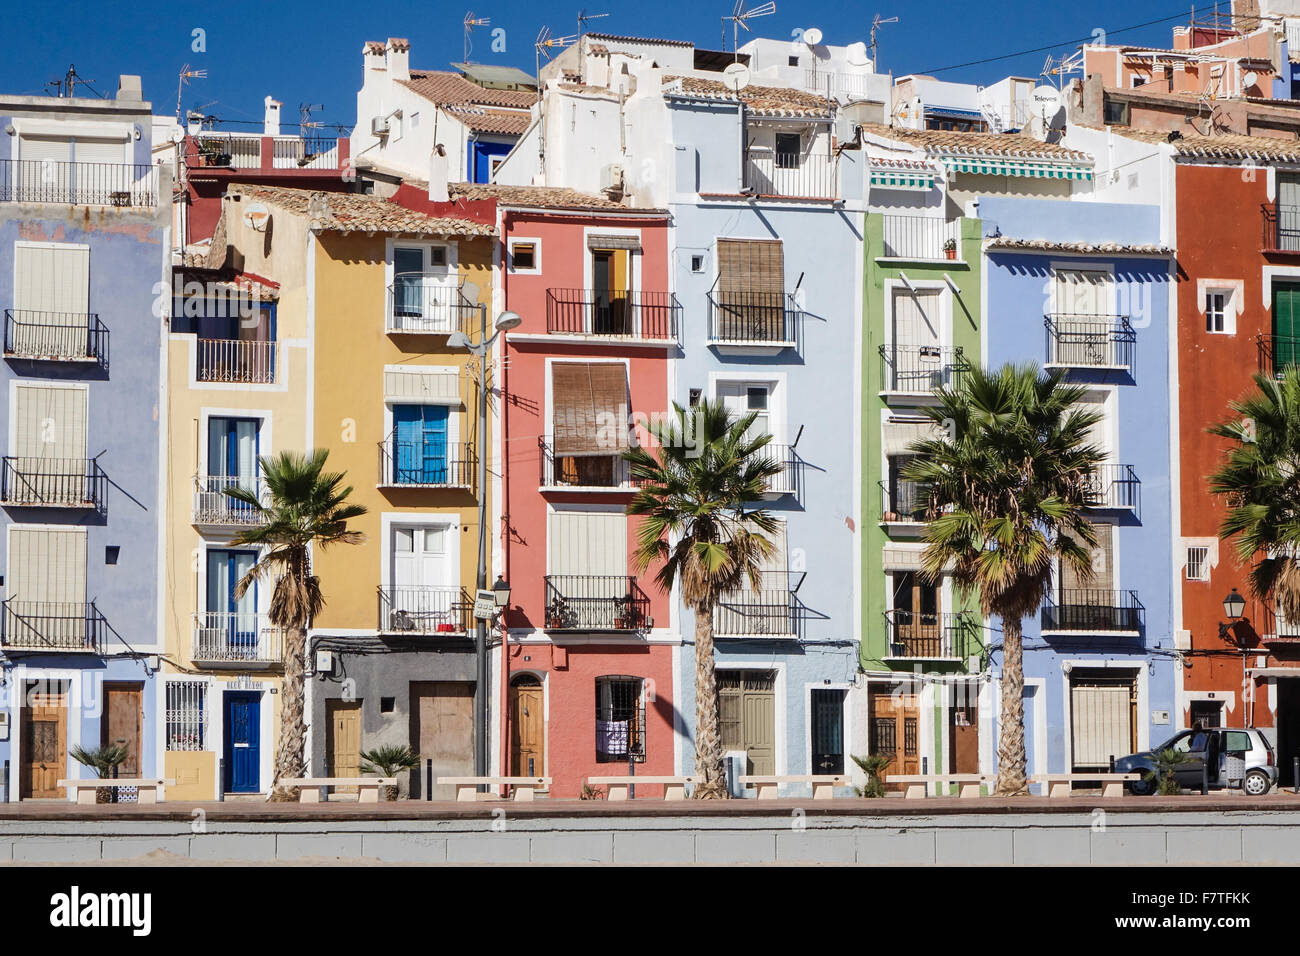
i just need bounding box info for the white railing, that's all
[387,275,478,334]
[194,134,262,169]
[1288,19,1300,53]
[881,215,962,259]
[802,69,876,100]
[745,148,839,200]
[192,612,284,664]
[272,136,340,170]
[379,585,470,635]
[193,475,268,526]
[196,338,277,384]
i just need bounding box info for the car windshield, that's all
[1156,731,1196,754]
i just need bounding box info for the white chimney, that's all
[116,75,143,102]
[264,96,281,136]
[387,38,411,83]
[429,145,449,202]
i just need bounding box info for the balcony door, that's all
[1057,521,1115,629]
[390,525,454,630]
[1052,269,1115,366]
[391,244,454,331]
[16,136,71,201]
[591,246,631,335]
[12,383,88,503]
[13,242,90,358]
[716,381,776,444]
[206,549,258,652]
[392,404,449,484]
[1279,174,1300,253]
[7,528,87,648]
[890,570,941,656]
[206,417,260,515]
[716,238,785,341]
[890,289,943,391]
[550,362,629,487]
[1273,283,1300,371]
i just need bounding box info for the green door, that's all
[1273,284,1300,373]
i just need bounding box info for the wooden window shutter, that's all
[552,362,629,455]
[717,238,784,297]
[1062,522,1114,592]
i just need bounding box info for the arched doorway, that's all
[510,673,545,777]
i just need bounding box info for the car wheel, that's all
[1242,770,1271,796]
[1128,775,1156,796]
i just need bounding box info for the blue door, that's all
[224,692,260,793]
[393,404,449,484]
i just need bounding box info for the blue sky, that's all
[3,0,1199,132]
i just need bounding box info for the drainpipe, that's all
[498,205,512,779]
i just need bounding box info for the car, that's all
[1113,727,1277,796]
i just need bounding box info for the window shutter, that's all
[14,244,89,315]
[74,137,127,165]
[547,511,627,576]
[1054,270,1112,317]
[717,238,784,297]
[892,290,941,347]
[9,528,86,604]
[383,368,460,403]
[19,136,71,164]
[14,385,87,461]
[551,362,629,455]
[1062,522,1114,591]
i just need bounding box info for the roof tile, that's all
[448,182,663,213]
[664,75,832,117]
[400,70,538,109]
[230,184,495,236]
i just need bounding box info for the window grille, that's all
[166,681,207,752]
[595,676,646,763]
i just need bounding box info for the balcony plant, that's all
[224,449,367,801]
[70,744,130,804]
[545,596,573,630]
[902,363,1105,795]
[360,744,421,801]
[943,237,958,260]
[625,399,786,799]
[614,593,640,630]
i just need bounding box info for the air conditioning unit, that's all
[600,163,625,193]
[371,115,390,136]
[723,751,748,798]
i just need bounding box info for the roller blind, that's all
[14,244,89,315]
[548,510,627,576]
[8,528,86,604]
[717,238,784,297]
[1071,680,1132,768]
[1062,522,1114,591]
[13,385,87,461]
[383,368,460,403]
[587,234,642,251]
[552,362,629,455]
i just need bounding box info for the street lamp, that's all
[1223,589,1246,621]
[450,308,521,782]
[492,575,511,608]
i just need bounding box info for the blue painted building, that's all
[0,81,168,799]
[663,85,867,794]
[978,194,1177,786]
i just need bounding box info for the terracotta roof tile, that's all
[664,76,832,117]
[448,182,664,213]
[442,104,532,135]
[860,124,1093,162]
[400,70,538,109]
[230,184,495,236]
[586,33,693,48]
[365,41,386,55]
[387,37,410,52]
[1103,127,1300,162]
[986,237,1173,255]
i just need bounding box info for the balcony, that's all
[1044,315,1135,371]
[378,586,473,636]
[880,215,962,260]
[387,276,479,335]
[545,289,680,342]
[744,148,839,200]
[196,338,277,384]
[1,458,106,509]
[378,439,476,492]
[0,159,159,208]
[189,133,347,172]
[193,476,268,527]
[4,310,108,364]
[715,571,805,638]
[544,575,651,632]
[1041,589,1144,634]
[1262,203,1300,253]
[1,600,105,652]
[191,613,284,667]
[879,344,967,396]
[1084,463,1140,512]
[880,479,927,527]
[802,68,877,101]
[1258,334,1300,379]
[1259,606,1300,643]
[707,292,799,348]
[539,438,635,490]
[761,444,799,497]
[884,610,974,660]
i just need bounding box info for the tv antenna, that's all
[722,1,776,57]
[176,64,208,120]
[299,103,324,136]
[870,14,898,70]
[464,11,490,62]
[1040,50,1082,90]
[578,9,609,37]
[49,64,96,99]
[535,25,578,93]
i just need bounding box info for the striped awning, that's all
[942,157,1093,180]
[870,170,935,191]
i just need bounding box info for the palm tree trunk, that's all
[692,602,727,799]
[270,622,307,802]
[995,613,1029,796]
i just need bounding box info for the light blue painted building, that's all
[0,81,169,799]
[978,194,1177,786]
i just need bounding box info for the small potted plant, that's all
[614,595,639,630]
[546,597,570,629]
[943,237,958,260]
[70,744,130,804]
[360,744,421,801]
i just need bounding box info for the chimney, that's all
[263,96,281,136]
[116,75,142,102]
[429,145,449,202]
[364,40,387,73]
[387,38,411,82]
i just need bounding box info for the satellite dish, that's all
[1243,71,1259,89]
[242,202,270,232]
[845,41,870,67]
[803,27,823,46]
[1031,85,1062,112]
[722,61,751,93]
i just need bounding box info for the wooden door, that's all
[949,690,979,775]
[509,677,545,779]
[326,699,361,793]
[718,671,776,775]
[102,682,143,777]
[412,681,475,799]
[870,687,920,788]
[21,687,66,798]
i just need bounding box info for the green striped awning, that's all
[942,158,1094,180]
[870,171,935,190]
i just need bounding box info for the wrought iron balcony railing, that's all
[884,609,976,659]
[1083,463,1140,511]
[716,570,805,638]
[2,600,105,652]
[707,291,799,347]
[196,338,277,384]
[546,289,680,341]
[0,159,160,207]
[1258,334,1300,379]
[192,612,284,665]
[1262,202,1300,253]
[1,457,106,509]
[1259,606,1300,642]
[880,480,927,523]
[744,148,839,200]
[544,575,651,632]
[378,586,474,635]
[1044,314,1135,370]
[879,344,967,394]
[880,215,961,260]
[378,439,476,491]
[387,275,480,334]
[192,475,268,526]
[1042,589,1144,633]
[538,438,635,490]
[4,310,108,363]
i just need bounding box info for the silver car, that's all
[1114,727,1277,796]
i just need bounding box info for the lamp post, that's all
[450,308,521,780]
[1220,588,1246,642]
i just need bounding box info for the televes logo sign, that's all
[49,886,151,936]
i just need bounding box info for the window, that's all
[549,362,629,486]
[788,55,799,67]
[429,246,448,268]
[165,682,207,751]
[509,239,539,272]
[389,404,451,484]
[1131,75,1147,88]
[595,676,645,762]
[775,132,802,169]
[380,697,396,713]
[1205,289,1232,333]
[1224,730,1252,753]
[690,254,705,273]
[1186,546,1209,581]
[1103,99,1130,126]
[12,242,91,359]
[715,238,787,342]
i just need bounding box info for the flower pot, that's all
[944,247,957,260]
[436,623,456,633]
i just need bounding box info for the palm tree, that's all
[70,743,130,804]
[903,363,1104,795]
[624,400,785,798]
[360,744,422,801]
[226,449,366,801]
[1209,371,1300,623]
